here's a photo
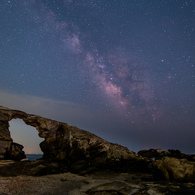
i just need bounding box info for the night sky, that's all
[0,0,195,154]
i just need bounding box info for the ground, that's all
[1,171,195,195]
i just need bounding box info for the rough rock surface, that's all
[1,105,195,193]
[0,105,149,174]
[0,170,195,195]
[86,181,133,194]
[5,142,26,161]
[1,104,195,186]
[153,156,195,181]
[0,112,12,159]
[138,148,195,162]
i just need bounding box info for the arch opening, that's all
[9,119,44,159]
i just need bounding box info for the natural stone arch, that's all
[9,118,44,154]
[0,105,65,160]
[0,105,149,174]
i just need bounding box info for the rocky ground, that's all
[1,106,195,194]
[0,160,195,195]
[0,170,195,195]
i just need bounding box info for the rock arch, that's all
[9,118,44,154]
[0,105,148,174]
[0,105,61,160]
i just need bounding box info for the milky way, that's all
[1,0,195,153]
[24,0,161,121]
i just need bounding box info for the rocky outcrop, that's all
[138,148,195,162]
[5,142,26,161]
[139,149,195,181]
[0,107,26,161]
[138,148,164,160]
[1,171,195,195]
[1,105,195,182]
[0,112,13,159]
[0,105,149,174]
[152,156,195,181]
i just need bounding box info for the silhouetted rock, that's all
[5,142,26,161]
[0,108,26,160]
[138,148,164,160]
[0,112,12,159]
[138,148,195,162]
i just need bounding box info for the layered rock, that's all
[1,105,195,182]
[153,156,195,181]
[0,105,149,174]
[138,149,195,162]
[138,149,195,181]
[0,112,13,159]
[5,142,26,161]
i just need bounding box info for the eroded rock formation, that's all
[0,105,149,173]
[1,105,195,182]
[139,149,195,181]
[153,156,195,181]
[138,148,195,162]
[5,142,26,161]
[0,111,14,159]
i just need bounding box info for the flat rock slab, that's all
[0,172,195,195]
[86,181,134,195]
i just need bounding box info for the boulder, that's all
[138,149,195,162]
[5,142,26,161]
[153,156,195,181]
[138,149,164,160]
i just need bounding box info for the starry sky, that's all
[0,0,195,154]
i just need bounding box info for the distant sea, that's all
[26,154,43,161]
